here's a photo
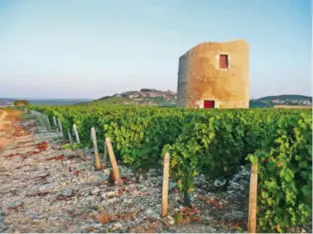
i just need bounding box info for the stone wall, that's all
[176,40,249,108]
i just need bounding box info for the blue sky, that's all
[0,0,311,99]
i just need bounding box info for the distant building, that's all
[176,40,249,108]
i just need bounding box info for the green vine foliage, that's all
[248,112,312,233]
[29,106,312,233]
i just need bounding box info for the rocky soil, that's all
[0,111,250,233]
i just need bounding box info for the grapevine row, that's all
[29,105,312,232]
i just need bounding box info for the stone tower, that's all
[177,40,249,108]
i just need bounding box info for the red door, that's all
[204,100,215,108]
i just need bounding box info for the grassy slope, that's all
[87,96,176,107]
[91,97,135,105]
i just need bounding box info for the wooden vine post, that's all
[73,124,80,144]
[102,140,107,168]
[45,115,51,130]
[105,137,120,185]
[68,129,73,144]
[53,116,58,131]
[52,116,57,127]
[161,152,170,217]
[91,127,102,170]
[42,115,47,130]
[41,115,46,129]
[248,163,258,234]
[48,115,52,129]
[58,118,64,136]
[39,115,45,129]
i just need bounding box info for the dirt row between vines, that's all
[0,110,248,233]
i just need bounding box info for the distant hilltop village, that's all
[107,89,176,100]
[271,99,311,105]
[94,88,177,106]
[253,95,312,106]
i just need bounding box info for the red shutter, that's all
[219,55,228,68]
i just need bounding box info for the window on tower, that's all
[219,54,229,69]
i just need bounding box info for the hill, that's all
[257,94,312,102]
[252,94,312,107]
[88,89,177,107]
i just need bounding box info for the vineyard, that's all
[29,106,312,233]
